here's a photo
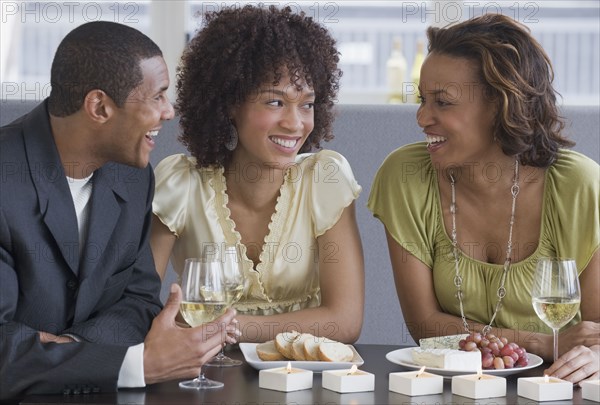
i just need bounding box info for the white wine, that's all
[225,284,243,305]
[199,286,226,302]
[532,297,580,329]
[180,301,227,327]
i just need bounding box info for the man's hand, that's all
[143,284,239,385]
[38,332,75,344]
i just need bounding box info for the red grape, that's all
[500,345,514,357]
[464,341,478,352]
[482,353,494,368]
[459,332,530,370]
[493,357,505,369]
[503,356,515,368]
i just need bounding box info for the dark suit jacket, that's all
[0,100,163,400]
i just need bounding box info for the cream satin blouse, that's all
[153,150,361,315]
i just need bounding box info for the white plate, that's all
[240,343,364,372]
[385,347,543,377]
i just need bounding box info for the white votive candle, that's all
[322,365,375,393]
[259,362,313,392]
[582,379,600,402]
[389,366,444,396]
[517,375,573,401]
[451,368,506,399]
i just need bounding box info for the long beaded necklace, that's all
[449,158,520,335]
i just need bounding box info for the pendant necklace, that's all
[449,158,520,335]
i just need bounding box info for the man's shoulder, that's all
[0,114,26,143]
[0,119,27,163]
[1,101,48,153]
[98,161,154,191]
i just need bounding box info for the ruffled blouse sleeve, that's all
[152,154,196,237]
[302,150,361,237]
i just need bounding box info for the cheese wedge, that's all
[418,334,469,350]
[411,348,481,370]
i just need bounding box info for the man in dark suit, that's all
[0,21,237,400]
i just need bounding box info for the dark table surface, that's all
[20,344,586,404]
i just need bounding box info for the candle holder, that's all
[517,375,573,401]
[259,362,313,392]
[451,369,506,399]
[389,366,443,396]
[581,379,600,403]
[322,365,375,393]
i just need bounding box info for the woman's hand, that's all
[559,321,600,355]
[545,344,599,385]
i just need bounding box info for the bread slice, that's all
[274,330,300,359]
[303,336,331,361]
[318,341,354,362]
[256,340,287,361]
[291,333,314,361]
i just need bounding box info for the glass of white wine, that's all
[531,257,581,362]
[205,244,245,367]
[178,257,229,389]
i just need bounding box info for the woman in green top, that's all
[368,14,598,384]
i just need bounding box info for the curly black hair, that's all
[177,5,341,167]
[48,21,162,117]
[427,14,573,168]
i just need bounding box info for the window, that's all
[2,1,598,105]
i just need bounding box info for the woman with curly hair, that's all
[150,5,364,345]
[368,14,598,383]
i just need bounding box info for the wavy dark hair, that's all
[177,5,341,167]
[427,14,573,167]
[48,21,162,117]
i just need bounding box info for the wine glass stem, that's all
[552,328,559,363]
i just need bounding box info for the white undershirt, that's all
[66,174,93,257]
[65,173,145,387]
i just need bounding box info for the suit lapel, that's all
[79,164,129,280]
[22,101,80,274]
[74,163,130,322]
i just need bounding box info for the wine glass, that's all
[205,244,245,367]
[531,257,581,362]
[178,257,228,389]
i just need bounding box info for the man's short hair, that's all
[48,21,162,117]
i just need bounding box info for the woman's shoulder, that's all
[153,154,221,197]
[154,153,197,174]
[294,149,357,182]
[154,154,219,181]
[294,150,361,236]
[378,142,430,170]
[374,142,432,185]
[555,149,598,170]
[385,141,430,158]
[549,149,599,188]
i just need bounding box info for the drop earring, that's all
[225,122,238,151]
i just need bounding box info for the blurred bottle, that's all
[409,40,425,103]
[386,37,407,104]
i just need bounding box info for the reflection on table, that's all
[20,344,584,405]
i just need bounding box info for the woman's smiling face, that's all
[230,74,315,173]
[417,52,499,168]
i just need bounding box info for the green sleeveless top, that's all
[368,142,599,334]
